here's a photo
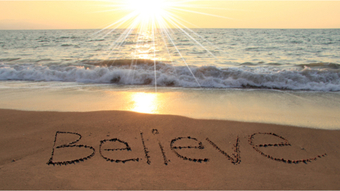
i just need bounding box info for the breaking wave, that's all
[1,60,340,91]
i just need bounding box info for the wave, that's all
[0,58,21,62]
[1,61,340,91]
[299,62,340,69]
[61,44,73,47]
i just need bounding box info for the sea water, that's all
[0,29,340,129]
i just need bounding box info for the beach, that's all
[0,108,340,189]
[1,28,340,189]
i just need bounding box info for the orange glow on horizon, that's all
[0,1,339,30]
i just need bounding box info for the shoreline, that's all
[1,109,340,189]
[1,82,340,129]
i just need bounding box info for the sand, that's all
[0,108,340,190]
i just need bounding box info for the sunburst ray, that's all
[90,0,234,89]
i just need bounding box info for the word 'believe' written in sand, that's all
[47,129,327,166]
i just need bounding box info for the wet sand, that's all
[0,109,340,189]
[1,82,340,129]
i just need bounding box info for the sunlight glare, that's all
[131,92,158,114]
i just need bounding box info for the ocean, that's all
[1,29,340,129]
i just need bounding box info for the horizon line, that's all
[1,27,340,30]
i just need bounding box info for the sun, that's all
[124,0,171,25]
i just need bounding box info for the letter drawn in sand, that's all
[206,136,241,165]
[47,131,95,166]
[249,132,327,164]
[140,132,151,164]
[99,138,140,163]
[170,136,209,163]
[152,129,170,165]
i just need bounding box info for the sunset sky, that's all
[0,0,339,30]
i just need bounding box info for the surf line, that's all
[47,130,327,166]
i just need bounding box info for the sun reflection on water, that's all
[130,92,158,114]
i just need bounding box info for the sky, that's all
[0,0,339,30]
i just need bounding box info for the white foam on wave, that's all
[0,62,339,91]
